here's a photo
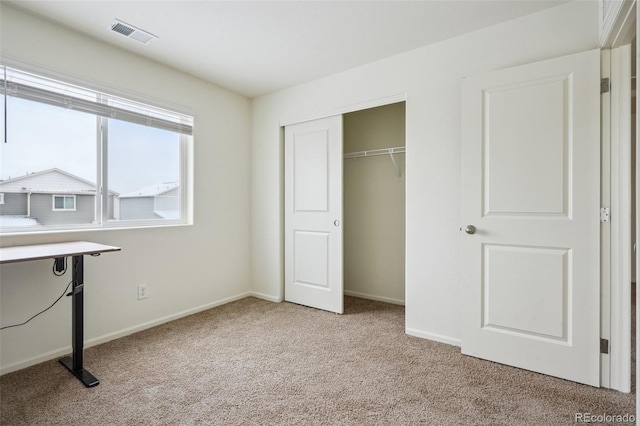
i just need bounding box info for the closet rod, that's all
[343,146,405,159]
[344,146,405,178]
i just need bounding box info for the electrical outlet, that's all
[138,284,149,300]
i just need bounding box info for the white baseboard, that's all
[0,345,73,376]
[344,290,405,306]
[0,291,253,376]
[3,292,452,376]
[248,291,282,303]
[406,327,461,347]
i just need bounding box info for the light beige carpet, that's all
[0,296,635,425]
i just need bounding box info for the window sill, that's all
[0,220,193,236]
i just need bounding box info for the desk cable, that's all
[0,259,73,330]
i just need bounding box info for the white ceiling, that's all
[7,0,569,98]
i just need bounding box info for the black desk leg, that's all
[59,255,100,387]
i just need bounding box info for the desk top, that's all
[0,241,121,264]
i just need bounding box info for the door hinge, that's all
[601,77,610,94]
[600,338,609,354]
[600,207,610,223]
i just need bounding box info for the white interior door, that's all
[461,49,601,386]
[285,115,343,314]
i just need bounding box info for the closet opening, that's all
[343,102,406,309]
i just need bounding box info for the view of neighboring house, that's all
[0,168,119,227]
[118,182,180,220]
[0,168,178,227]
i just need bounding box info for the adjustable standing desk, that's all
[0,241,121,387]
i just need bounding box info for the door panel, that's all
[461,49,600,386]
[483,244,569,340]
[285,116,343,313]
[483,76,569,216]
[294,231,330,288]
[293,132,329,212]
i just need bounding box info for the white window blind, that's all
[1,66,193,135]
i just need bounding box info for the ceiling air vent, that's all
[109,19,157,45]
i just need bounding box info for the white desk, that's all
[0,241,121,387]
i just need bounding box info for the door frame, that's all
[279,94,407,127]
[601,45,633,392]
[599,0,636,394]
[606,45,633,393]
[279,93,408,303]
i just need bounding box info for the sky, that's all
[0,96,180,194]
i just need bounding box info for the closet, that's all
[284,102,406,313]
[343,102,406,305]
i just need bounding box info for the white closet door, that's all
[461,49,601,386]
[284,115,343,314]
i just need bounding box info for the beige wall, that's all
[0,0,602,373]
[250,1,599,345]
[0,4,252,373]
[343,103,405,304]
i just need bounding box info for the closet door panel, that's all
[285,115,343,314]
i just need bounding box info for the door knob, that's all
[334,220,340,227]
[464,225,476,235]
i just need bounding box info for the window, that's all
[0,65,193,232]
[0,193,4,205]
[52,195,76,211]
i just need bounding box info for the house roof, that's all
[0,168,119,195]
[120,183,178,198]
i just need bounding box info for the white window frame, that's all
[52,195,76,211]
[0,62,194,234]
[0,193,4,205]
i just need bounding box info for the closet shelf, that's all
[343,146,405,178]
[343,146,405,159]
